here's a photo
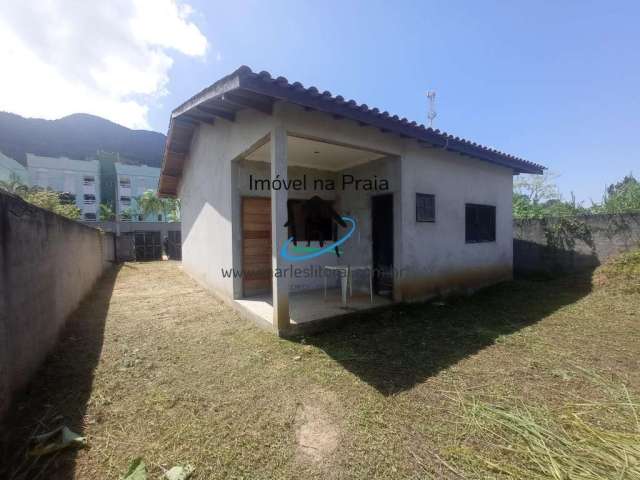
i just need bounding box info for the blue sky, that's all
[153,0,640,203]
[2,1,638,202]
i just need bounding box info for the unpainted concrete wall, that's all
[0,191,114,418]
[178,102,517,316]
[514,214,640,274]
[397,145,514,301]
[87,221,182,261]
[237,160,341,292]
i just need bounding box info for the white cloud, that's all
[0,0,208,129]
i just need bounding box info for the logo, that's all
[280,196,356,262]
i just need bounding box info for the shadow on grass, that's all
[303,272,593,395]
[0,265,120,480]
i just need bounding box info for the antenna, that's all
[427,90,437,128]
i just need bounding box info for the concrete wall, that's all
[514,213,640,274]
[179,109,275,301]
[178,101,517,315]
[0,191,114,418]
[334,156,401,293]
[397,146,514,301]
[236,160,341,291]
[85,221,181,261]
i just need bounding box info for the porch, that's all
[236,287,394,334]
[232,129,401,334]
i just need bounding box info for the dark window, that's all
[416,193,435,222]
[120,196,131,205]
[84,212,96,220]
[84,194,95,201]
[286,199,337,242]
[465,204,496,243]
[157,214,162,222]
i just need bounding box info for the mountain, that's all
[0,112,166,167]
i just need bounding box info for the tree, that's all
[513,172,587,219]
[99,202,115,221]
[513,172,561,219]
[21,187,81,220]
[164,197,181,222]
[137,189,165,220]
[594,174,640,214]
[136,189,180,222]
[514,172,560,204]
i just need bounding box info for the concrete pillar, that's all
[270,126,290,334]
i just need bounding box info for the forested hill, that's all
[0,111,166,167]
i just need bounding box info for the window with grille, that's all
[465,204,496,243]
[416,193,435,222]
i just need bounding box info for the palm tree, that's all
[99,202,116,221]
[137,189,164,221]
[164,197,181,222]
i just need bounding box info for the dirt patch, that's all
[296,404,339,462]
[295,390,340,464]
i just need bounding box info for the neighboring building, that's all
[0,151,29,184]
[96,150,119,214]
[114,162,163,222]
[26,153,100,221]
[158,66,545,336]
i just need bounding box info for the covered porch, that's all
[232,128,401,335]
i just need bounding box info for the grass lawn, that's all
[1,255,639,479]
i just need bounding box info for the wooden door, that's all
[242,197,272,296]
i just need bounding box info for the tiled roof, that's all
[159,66,544,196]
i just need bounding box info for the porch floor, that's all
[236,288,394,327]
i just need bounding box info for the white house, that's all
[158,66,544,336]
[26,154,100,221]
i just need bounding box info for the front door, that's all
[242,197,272,297]
[371,194,394,296]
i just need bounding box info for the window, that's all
[416,193,435,222]
[83,176,95,185]
[119,176,131,188]
[120,196,131,206]
[465,204,496,243]
[157,214,163,222]
[286,199,337,243]
[84,212,96,221]
[138,215,144,221]
[84,194,96,203]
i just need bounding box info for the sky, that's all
[0,0,638,202]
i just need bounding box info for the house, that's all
[114,162,165,222]
[158,66,544,336]
[0,151,29,184]
[26,153,100,221]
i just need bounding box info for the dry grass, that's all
[1,257,639,479]
[593,248,640,293]
[456,370,640,479]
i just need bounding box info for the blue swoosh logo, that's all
[280,216,356,262]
